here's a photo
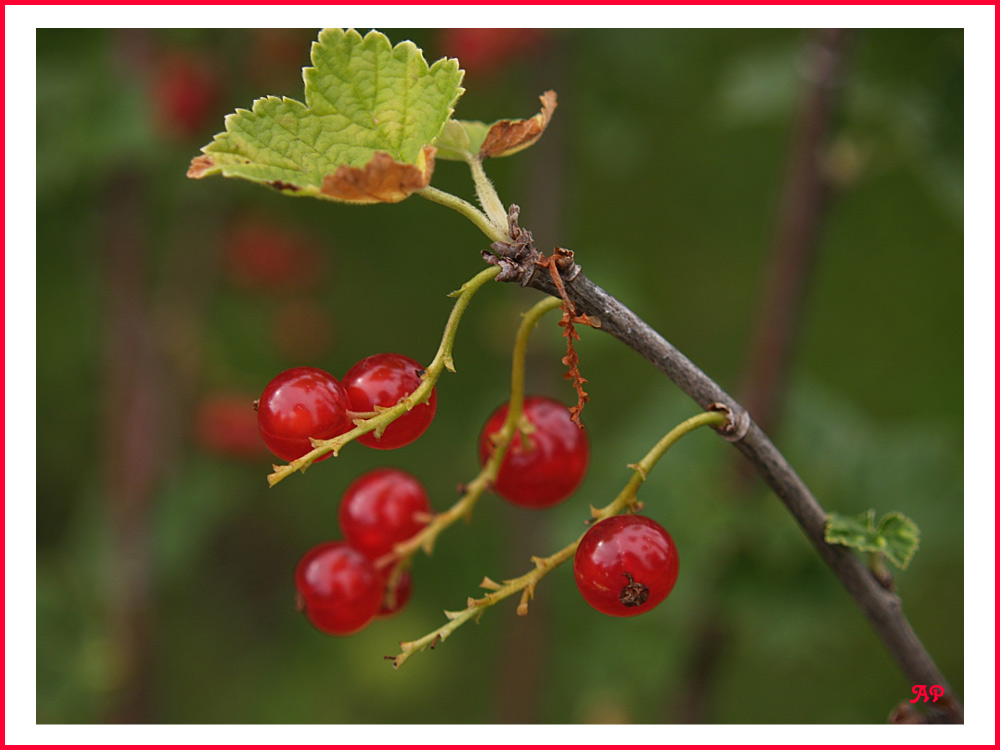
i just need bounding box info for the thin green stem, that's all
[465,154,508,231]
[389,409,728,669]
[266,266,501,487]
[489,295,563,464]
[427,266,504,375]
[592,410,728,522]
[380,296,563,565]
[416,185,509,244]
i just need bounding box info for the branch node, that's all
[707,402,751,442]
[485,203,541,285]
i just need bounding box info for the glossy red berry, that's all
[477,396,589,508]
[378,570,412,619]
[342,354,436,450]
[294,541,383,635]
[338,468,431,559]
[257,367,350,461]
[573,515,679,617]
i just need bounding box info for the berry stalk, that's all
[266,265,501,486]
[380,296,563,563]
[589,410,727,521]
[389,409,727,669]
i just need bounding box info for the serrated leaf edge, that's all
[876,512,921,569]
[825,509,921,570]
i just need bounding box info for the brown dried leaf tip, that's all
[320,147,436,203]
[479,90,558,160]
[186,154,216,179]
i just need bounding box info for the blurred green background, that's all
[36,28,963,724]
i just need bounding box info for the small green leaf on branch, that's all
[432,119,481,161]
[825,509,877,548]
[876,512,921,569]
[825,509,920,569]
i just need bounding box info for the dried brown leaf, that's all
[479,90,558,160]
[186,154,217,179]
[320,147,436,204]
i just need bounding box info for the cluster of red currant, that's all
[256,356,435,634]
[295,468,427,635]
[257,352,681,636]
[256,354,437,460]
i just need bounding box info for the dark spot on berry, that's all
[619,572,649,607]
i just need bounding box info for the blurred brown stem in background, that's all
[99,28,224,723]
[739,27,855,438]
[672,29,856,723]
[491,31,569,724]
[100,165,161,722]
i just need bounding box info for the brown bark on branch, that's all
[489,234,962,722]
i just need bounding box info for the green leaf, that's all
[876,512,921,569]
[825,509,921,569]
[432,119,483,161]
[188,28,464,203]
[825,509,880,550]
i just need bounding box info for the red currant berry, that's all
[573,515,679,617]
[338,468,431,559]
[342,354,437,450]
[477,396,589,508]
[378,570,412,619]
[257,367,350,461]
[294,541,383,635]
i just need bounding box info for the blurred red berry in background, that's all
[436,28,547,77]
[194,392,267,460]
[222,216,327,293]
[152,50,220,141]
